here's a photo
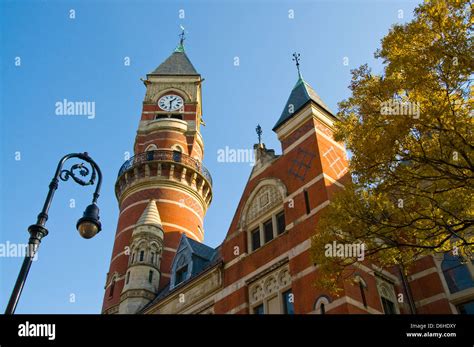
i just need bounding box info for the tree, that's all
[311,0,473,292]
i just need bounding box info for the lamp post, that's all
[4,152,103,314]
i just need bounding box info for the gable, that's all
[239,178,287,229]
[169,234,218,290]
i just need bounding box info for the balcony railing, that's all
[118,150,212,185]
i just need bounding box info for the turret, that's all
[119,199,164,314]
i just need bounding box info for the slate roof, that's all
[150,51,199,76]
[139,238,222,312]
[272,76,334,131]
[187,237,217,261]
[148,250,221,304]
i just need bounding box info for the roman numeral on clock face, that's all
[158,94,184,112]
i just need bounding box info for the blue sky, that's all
[0,0,419,313]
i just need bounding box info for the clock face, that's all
[158,94,184,112]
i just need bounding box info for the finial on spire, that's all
[179,25,186,45]
[292,52,302,78]
[256,124,263,145]
[175,25,187,52]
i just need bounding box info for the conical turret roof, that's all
[136,199,162,228]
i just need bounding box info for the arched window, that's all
[355,275,368,307]
[172,146,183,163]
[442,253,474,294]
[139,250,145,262]
[109,278,116,298]
[240,179,287,253]
[145,144,158,152]
[172,145,184,153]
[148,270,154,283]
[377,280,398,314]
[146,144,158,161]
[314,295,331,314]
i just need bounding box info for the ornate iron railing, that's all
[118,150,212,185]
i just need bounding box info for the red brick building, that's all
[102,41,474,315]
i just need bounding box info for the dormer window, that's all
[175,265,188,286]
[170,234,217,290]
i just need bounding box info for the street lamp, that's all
[77,203,101,239]
[4,152,103,314]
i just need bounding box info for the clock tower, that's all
[102,37,213,314]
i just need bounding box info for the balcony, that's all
[115,150,213,205]
[118,150,212,183]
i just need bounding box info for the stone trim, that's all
[245,258,289,285]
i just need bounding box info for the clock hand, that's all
[170,98,178,109]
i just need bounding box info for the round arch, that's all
[314,295,332,314]
[239,177,287,228]
[156,88,192,103]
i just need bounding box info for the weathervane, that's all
[179,25,186,47]
[256,124,263,145]
[292,52,301,76]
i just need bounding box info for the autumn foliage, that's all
[311,0,473,291]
